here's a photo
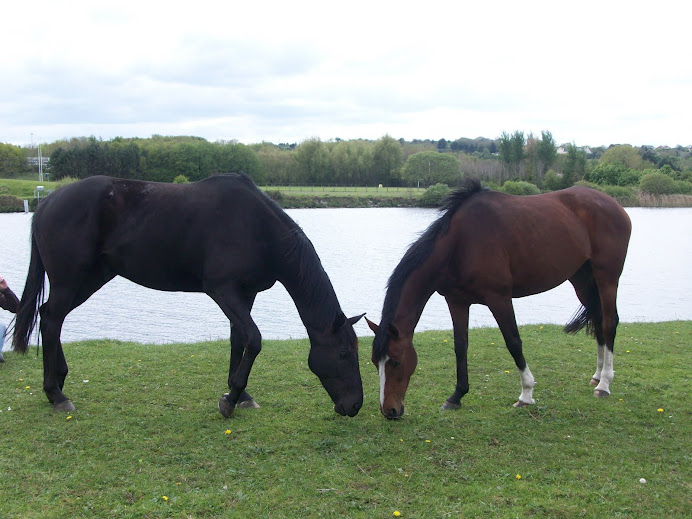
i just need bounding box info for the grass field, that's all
[260,185,425,198]
[1,322,689,518]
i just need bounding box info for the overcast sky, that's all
[2,1,690,148]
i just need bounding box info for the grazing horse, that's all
[13,173,365,418]
[367,178,631,419]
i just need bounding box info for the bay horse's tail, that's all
[564,276,602,338]
[12,232,46,354]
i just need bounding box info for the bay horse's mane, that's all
[373,177,487,360]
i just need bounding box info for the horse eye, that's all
[390,359,401,368]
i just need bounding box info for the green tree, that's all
[600,144,646,170]
[402,151,460,186]
[372,135,403,186]
[536,130,557,178]
[563,143,587,186]
[0,143,27,177]
[293,138,330,184]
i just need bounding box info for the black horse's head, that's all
[307,312,365,417]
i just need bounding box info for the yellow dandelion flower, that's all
[443,339,448,343]
[25,386,31,389]
[66,416,73,420]
[516,474,522,480]
[393,511,401,517]
[657,408,664,413]
[225,429,232,435]
[626,350,630,353]
[504,370,510,374]
[425,440,431,443]
[162,495,168,501]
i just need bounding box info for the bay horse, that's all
[367,178,631,419]
[13,173,365,418]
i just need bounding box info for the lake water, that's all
[1,207,691,346]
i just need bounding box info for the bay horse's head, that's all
[307,312,366,417]
[366,317,418,419]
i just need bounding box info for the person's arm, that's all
[0,276,20,313]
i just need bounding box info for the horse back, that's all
[32,175,286,293]
[438,187,630,299]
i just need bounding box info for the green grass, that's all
[1,322,690,518]
[261,185,425,198]
[0,178,60,198]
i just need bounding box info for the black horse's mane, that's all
[234,173,342,325]
[373,177,487,360]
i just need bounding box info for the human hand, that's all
[0,276,7,290]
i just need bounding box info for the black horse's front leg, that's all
[442,300,470,410]
[227,324,260,410]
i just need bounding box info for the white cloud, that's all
[1,0,690,147]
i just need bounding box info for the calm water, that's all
[1,207,691,346]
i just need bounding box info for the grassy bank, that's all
[2,177,692,209]
[1,322,689,518]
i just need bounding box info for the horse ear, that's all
[332,312,346,331]
[387,323,400,339]
[365,317,379,333]
[348,313,366,326]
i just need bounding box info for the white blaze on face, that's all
[378,355,390,409]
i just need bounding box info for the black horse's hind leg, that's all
[487,296,536,407]
[39,294,74,411]
[209,285,262,418]
[230,321,259,409]
[442,299,470,410]
[41,268,115,411]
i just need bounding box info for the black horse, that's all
[13,173,364,418]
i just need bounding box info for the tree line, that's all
[2,133,691,194]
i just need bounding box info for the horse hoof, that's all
[513,400,533,408]
[237,399,260,409]
[441,401,461,411]
[594,389,610,398]
[590,378,600,387]
[54,400,76,412]
[218,397,235,418]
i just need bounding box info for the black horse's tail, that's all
[12,232,46,354]
[564,281,602,338]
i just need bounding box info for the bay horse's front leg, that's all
[487,296,536,408]
[442,300,470,410]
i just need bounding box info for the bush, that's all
[0,195,24,213]
[419,183,451,207]
[599,185,635,199]
[173,175,190,184]
[501,181,540,196]
[543,170,563,191]
[674,180,692,194]
[640,173,676,195]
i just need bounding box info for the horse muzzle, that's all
[381,403,405,420]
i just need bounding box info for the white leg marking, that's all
[518,365,535,405]
[595,348,614,395]
[593,343,605,381]
[378,355,389,409]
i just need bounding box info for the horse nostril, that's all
[387,408,399,419]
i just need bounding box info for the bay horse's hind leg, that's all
[568,263,607,389]
[487,296,536,407]
[591,276,620,398]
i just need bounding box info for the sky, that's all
[2,0,690,149]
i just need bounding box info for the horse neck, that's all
[277,234,342,333]
[387,259,439,337]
